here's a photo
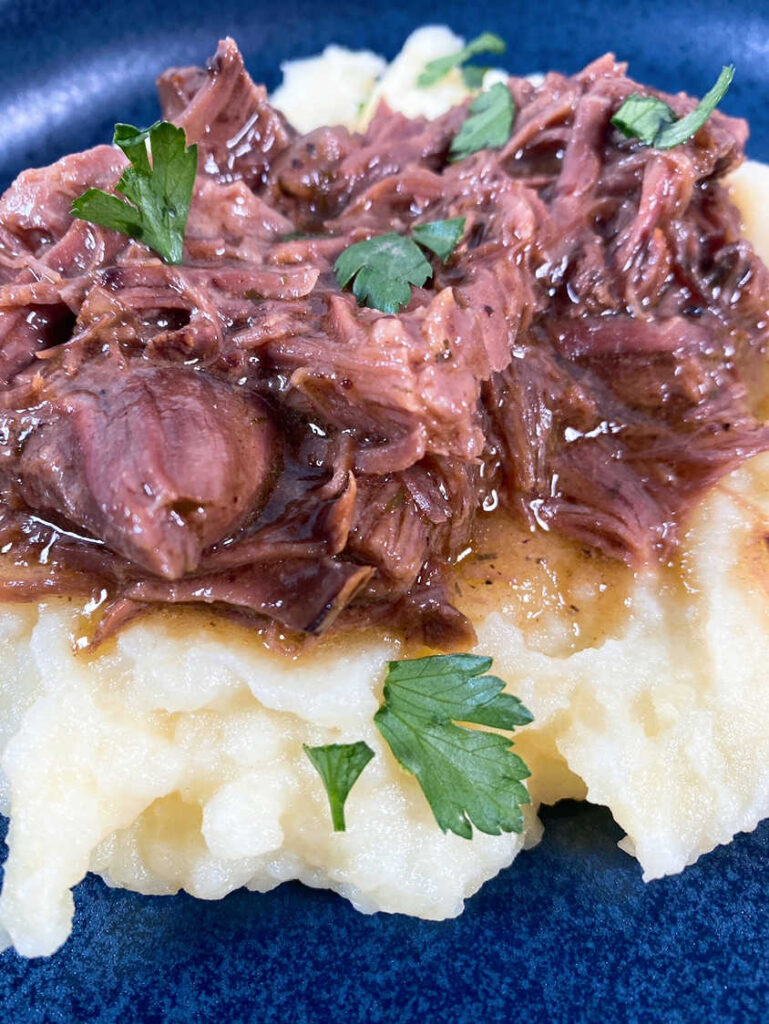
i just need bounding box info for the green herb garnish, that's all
[71,121,198,265]
[417,32,506,89]
[304,741,375,832]
[334,217,466,312]
[450,83,515,162]
[374,654,532,839]
[609,94,675,145]
[334,234,431,313]
[411,217,466,262]
[611,65,735,150]
[461,65,489,90]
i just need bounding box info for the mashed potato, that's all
[2,29,769,958]
[271,26,513,131]
[270,45,386,134]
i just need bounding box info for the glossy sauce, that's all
[453,508,638,656]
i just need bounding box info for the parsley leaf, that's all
[411,217,466,262]
[450,83,515,162]
[334,233,431,313]
[417,32,506,89]
[609,94,675,146]
[461,65,489,90]
[374,654,533,839]
[655,65,735,148]
[611,65,735,150]
[304,741,375,831]
[334,218,465,312]
[71,121,198,265]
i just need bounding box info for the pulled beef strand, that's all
[0,37,766,649]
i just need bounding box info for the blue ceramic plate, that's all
[1,2,768,1020]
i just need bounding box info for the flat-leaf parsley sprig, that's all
[374,654,533,839]
[450,83,515,161]
[71,121,198,265]
[611,65,734,150]
[411,217,467,262]
[304,741,375,832]
[334,216,466,313]
[417,32,507,90]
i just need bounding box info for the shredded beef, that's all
[0,37,766,648]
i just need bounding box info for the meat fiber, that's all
[0,361,279,577]
[0,37,765,648]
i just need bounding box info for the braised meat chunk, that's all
[0,38,765,648]
[0,362,279,577]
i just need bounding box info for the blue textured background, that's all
[1,0,769,1019]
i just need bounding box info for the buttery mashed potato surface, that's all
[0,613,536,956]
[271,25,512,131]
[270,45,386,134]
[2,29,769,958]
